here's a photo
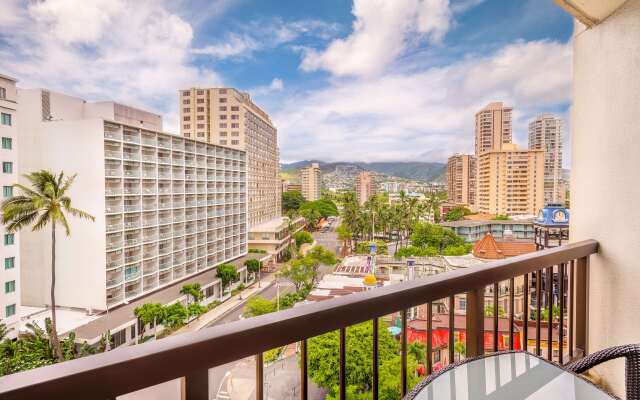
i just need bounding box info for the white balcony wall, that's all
[569,0,640,396]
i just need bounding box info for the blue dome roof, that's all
[535,204,570,227]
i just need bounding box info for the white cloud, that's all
[269,78,284,91]
[0,0,220,133]
[300,0,453,78]
[275,40,572,164]
[192,34,258,59]
[192,18,341,60]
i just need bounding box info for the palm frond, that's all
[59,173,76,197]
[12,183,42,199]
[66,206,95,222]
[5,211,40,233]
[58,213,71,236]
[31,211,51,232]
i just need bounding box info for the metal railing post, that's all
[466,287,485,357]
[256,353,264,400]
[574,256,589,357]
[183,369,208,400]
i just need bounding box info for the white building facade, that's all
[17,89,247,312]
[0,74,20,336]
[528,114,563,205]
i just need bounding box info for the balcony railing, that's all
[0,240,598,399]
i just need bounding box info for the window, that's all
[5,304,15,318]
[231,132,239,137]
[231,123,239,128]
[0,87,5,99]
[197,107,204,112]
[197,132,205,138]
[231,140,239,145]
[219,106,227,111]
[183,124,190,129]
[231,106,239,111]
[197,90,204,95]
[196,98,204,104]
[220,140,227,145]
[197,115,204,120]
[219,123,227,128]
[182,90,190,96]
[459,298,466,311]
[3,186,12,197]
[1,113,11,126]
[2,162,12,173]
[183,108,190,113]
[220,132,227,137]
[111,328,126,348]
[231,114,239,120]
[183,116,190,121]
[182,99,190,105]
[220,115,227,120]
[219,98,227,103]
[5,280,15,294]
[4,234,14,245]
[197,124,204,129]
[4,257,14,269]
[184,133,191,138]
[2,137,12,149]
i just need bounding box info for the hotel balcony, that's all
[122,129,140,144]
[141,132,156,147]
[1,3,637,400]
[157,136,171,149]
[104,125,122,141]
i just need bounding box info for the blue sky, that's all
[0,0,574,165]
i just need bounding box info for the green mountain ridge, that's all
[281,160,447,183]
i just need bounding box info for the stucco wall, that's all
[570,0,640,395]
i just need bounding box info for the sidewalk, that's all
[175,274,277,334]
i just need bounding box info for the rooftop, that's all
[472,232,537,259]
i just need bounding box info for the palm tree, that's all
[1,171,94,360]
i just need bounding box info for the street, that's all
[312,216,341,256]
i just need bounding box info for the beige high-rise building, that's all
[475,102,513,156]
[447,154,476,208]
[300,163,321,201]
[355,171,376,205]
[476,144,544,216]
[528,114,563,205]
[179,88,280,227]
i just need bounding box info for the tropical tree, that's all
[1,171,94,360]
[426,192,444,223]
[0,321,9,341]
[216,263,238,294]
[282,190,305,212]
[244,258,262,286]
[244,296,276,317]
[336,224,353,255]
[179,283,204,306]
[163,303,188,328]
[133,303,165,337]
[294,231,313,248]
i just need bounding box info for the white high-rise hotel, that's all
[0,74,20,336]
[17,89,247,311]
[528,114,564,205]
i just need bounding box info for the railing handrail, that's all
[0,239,597,399]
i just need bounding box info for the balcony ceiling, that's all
[554,0,628,27]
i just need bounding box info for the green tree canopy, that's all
[244,296,276,317]
[134,303,166,328]
[299,198,339,218]
[216,264,238,293]
[163,303,188,328]
[444,206,473,222]
[308,321,421,400]
[179,283,204,305]
[355,240,389,255]
[410,222,466,250]
[294,231,313,248]
[282,190,305,212]
[244,259,262,274]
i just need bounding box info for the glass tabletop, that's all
[412,353,615,400]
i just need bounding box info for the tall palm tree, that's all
[1,171,94,360]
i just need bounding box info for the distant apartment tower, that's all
[476,144,544,216]
[17,89,247,311]
[300,163,321,201]
[447,154,476,209]
[179,88,280,227]
[0,74,19,336]
[355,171,376,205]
[528,114,563,205]
[475,102,513,155]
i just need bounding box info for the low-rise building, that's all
[247,216,305,263]
[440,218,535,242]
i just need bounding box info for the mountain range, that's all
[281,160,447,183]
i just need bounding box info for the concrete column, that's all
[570,0,640,395]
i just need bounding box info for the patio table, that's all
[406,351,615,400]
